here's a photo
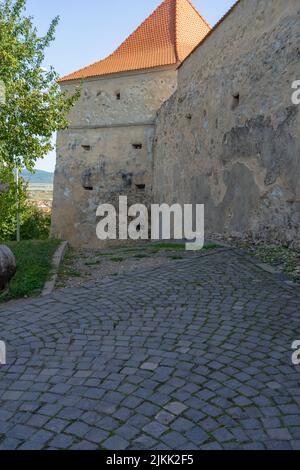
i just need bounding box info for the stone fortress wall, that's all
[52,0,300,248]
[153,0,300,247]
[51,67,177,247]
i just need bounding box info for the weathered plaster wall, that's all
[52,68,177,247]
[153,0,300,246]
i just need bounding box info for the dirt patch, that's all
[56,242,222,289]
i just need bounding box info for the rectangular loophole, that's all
[132,143,142,150]
[82,145,91,151]
[232,93,240,110]
[135,184,145,190]
[116,92,121,100]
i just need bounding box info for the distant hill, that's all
[21,169,54,185]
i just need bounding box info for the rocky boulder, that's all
[0,245,16,292]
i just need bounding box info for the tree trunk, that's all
[0,245,16,292]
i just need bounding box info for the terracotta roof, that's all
[60,0,211,82]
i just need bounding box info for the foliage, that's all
[0,163,52,241]
[20,205,51,240]
[0,163,28,240]
[0,239,60,301]
[0,0,80,170]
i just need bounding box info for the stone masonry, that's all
[153,0,300,248]
[52,0,300,249]
[51,0,210,248]
[51,68,177,248]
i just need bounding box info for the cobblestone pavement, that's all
[0,249,299,450]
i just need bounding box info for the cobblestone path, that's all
[0,249,299,450]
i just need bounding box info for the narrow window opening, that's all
[82,145,91,151]
[232,93,240,110]
[116,91,121,100]
[83,186,93,191]
[132,143,142,150]
[135,184,146,190]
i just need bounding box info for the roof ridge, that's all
[113,0,173,56]
[184,0,212,30]
[174,0,180,63]
[60,0,171,81]
[60,0,210,82]
[174,0,211,63]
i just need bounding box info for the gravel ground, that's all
[56,242,222,289]
[56,239,300,289]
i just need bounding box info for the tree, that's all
[0,0,80,172]
[0,163,28,240]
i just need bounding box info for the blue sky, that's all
[26,0,236,172]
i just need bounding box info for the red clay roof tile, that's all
[60,0,211,82]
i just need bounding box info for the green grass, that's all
[150,242,222,252]
[149,243,186,251]
[110,256,124,263]
[0,239,60,302]
[202,243,223,250]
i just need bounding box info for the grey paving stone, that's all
[155,410,176,425]
[164,402,188,416]
[45,418,69,433]
[97,416,120,432]
[141,362,159,371]
[143,421,168,437]
[49,434,74,449]
[161,431,189,448]
[267,428,293,441]
[27,414,49,428]
[85,428,109,444]
[1,391,23,400]
[18,440,42,450]
[185,426,209,445]
[7,424,36,440]
[131,434,158,450]
[0,438,22,450]
[171,417,195,432]
[137,402,160,417]
[70,441,98,450]
[201,442,223,450]
[102,435,129,450]
[39,404,62,417]
[213,427,234,443]
[65,421,90,438]
[57,407,83,420]
[31,429,54,445]
[243,442,266,450]
[0,250,299,451]
[116,423,140,440]
[291,440,300,450]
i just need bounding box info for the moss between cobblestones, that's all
[110,257,124,263]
